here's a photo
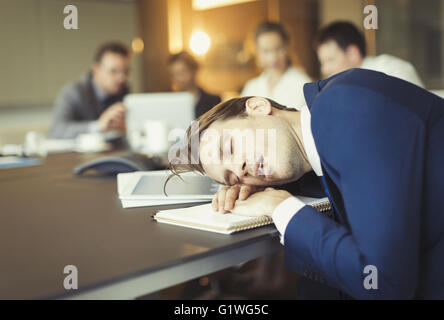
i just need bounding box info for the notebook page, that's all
[155,203,262,230]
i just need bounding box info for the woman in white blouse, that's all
[241,22,311,109]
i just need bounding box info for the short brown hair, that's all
[315,21,366,57]
[168,51,199,72]
[169,97,296,179]
[94,42,130,63]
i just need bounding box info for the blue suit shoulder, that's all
[304,68,444,125]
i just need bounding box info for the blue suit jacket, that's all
[284,69,444,299]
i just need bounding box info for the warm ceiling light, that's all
[189,31,211,55]
[131,37,144,53]
[193,0,258,10]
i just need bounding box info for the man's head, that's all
[254,22,291,72]
[92,42,130,95]
[316,21,366,78]
[170,97,311,187]
[168,51,199,92]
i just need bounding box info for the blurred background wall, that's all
[0,0,143,109]
[0,0,142,143]
[140,0,320,95]
[1,0,443,144]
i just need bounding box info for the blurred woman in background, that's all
[241,22,311,109]
[168,51,221,119]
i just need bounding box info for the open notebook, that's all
[153,196,331,234]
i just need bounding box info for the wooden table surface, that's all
[0,151,279,299]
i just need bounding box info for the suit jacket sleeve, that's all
[49,84,96,139]
[284,83,425,299]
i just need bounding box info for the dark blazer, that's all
[194,88,221,119]
[49,72,128,139]
[284,68,444,299]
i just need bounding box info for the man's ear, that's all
[245,97,272,116]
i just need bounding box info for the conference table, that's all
[0,151,281,299]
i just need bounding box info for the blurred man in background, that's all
[50,42,130,139]
[168,51,221,119]
[242,22,311,109]
[316,21,424,87]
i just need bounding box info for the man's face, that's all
[317,40,355,78]
[92,52,130,95]
[169,61,196,91]
[199,98,307,187]
[256,32,289,72]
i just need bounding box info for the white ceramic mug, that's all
[143,120,170,155]
[75,133,107,153]
[24,131,47,157]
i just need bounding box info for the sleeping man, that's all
[170,68,444,299]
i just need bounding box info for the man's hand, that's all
[230,188,292,217]
[98,102,126,132]
[212,184,264,214]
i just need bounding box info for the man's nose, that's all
[269,55,278,63]
[232,161,248,179]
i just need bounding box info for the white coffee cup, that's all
[75,133,108,153]
[143,120,170,155]
[24,131,47,157]
[128,130,144,151]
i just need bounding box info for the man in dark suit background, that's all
[172,69,444,299]
[168,51,221,119]
[50,42,130,139]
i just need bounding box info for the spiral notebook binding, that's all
[229,215,273,232]
[229,199,331,232]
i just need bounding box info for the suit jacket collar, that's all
[303,80,321,110]
[303,69,356,110]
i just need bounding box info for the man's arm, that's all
[49,85,98,139]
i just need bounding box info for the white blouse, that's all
[241,66,311,109]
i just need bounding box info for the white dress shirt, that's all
[361,54,424,88]
[241,66,311,109]
[272,105,323,245]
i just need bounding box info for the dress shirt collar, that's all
[299,105,323,176]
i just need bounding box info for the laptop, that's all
[124,92,195,152]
